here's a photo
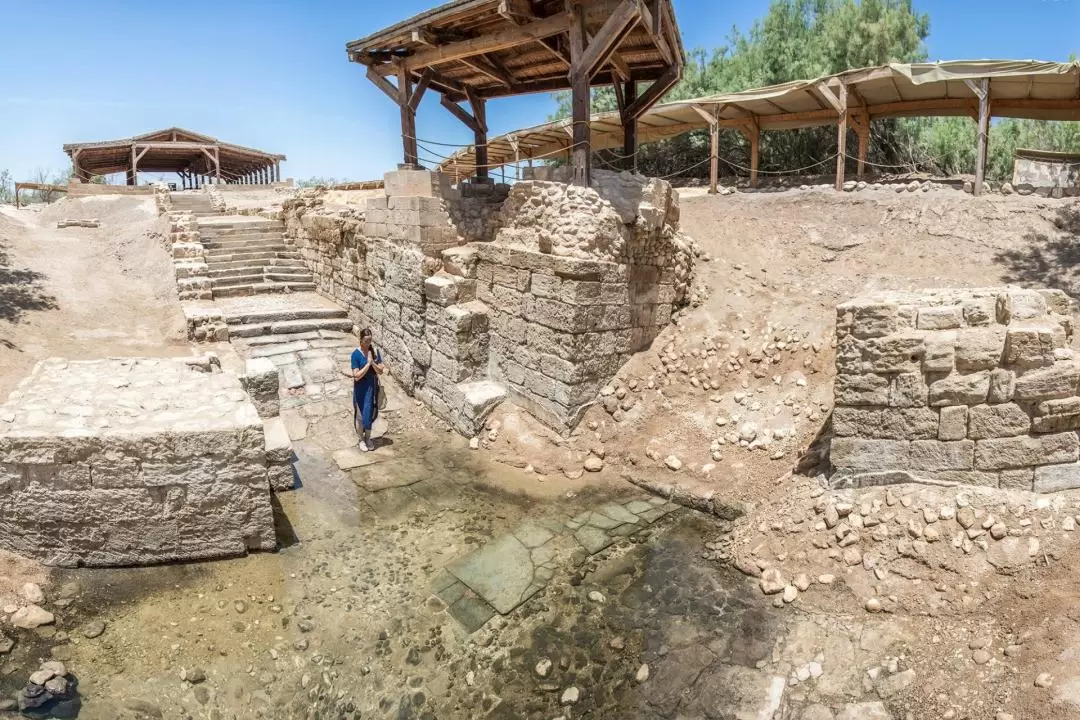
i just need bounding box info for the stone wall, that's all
[0,358,277,566]
[279,168,696,436]
[830,288,1080,492]
[67,181,154,197]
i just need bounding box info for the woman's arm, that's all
[349,353,372,381]
[372,348,385,374]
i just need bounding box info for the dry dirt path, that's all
[0,198,188,398]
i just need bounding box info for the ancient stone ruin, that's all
[830,287,1080,492]
[0,358,279,566]
[280,168,696,435]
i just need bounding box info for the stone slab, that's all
[447,533,537,615]
[0,358,274,567]
[332,447,385,470]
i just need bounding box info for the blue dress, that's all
[351,348,381,431]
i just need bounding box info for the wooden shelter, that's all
[347,0,685,186]
[437,59,1080,196]
[62,128,286,188]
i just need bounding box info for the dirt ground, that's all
[0,196,189,398]
[2,186,1080,719]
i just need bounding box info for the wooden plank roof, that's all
[437,59,1080,179]
[347,0,686,101]
[63,127,286,178]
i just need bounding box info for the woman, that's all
[349,328,384,451]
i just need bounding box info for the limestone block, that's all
[442,246,479,278]
[241,358,280,418]
[173,242,204,260]
[928,371,990,407]
[1038,288,1072,315]
[836,373,890,406]
[836,301,899,339]
[0,358,275,566]
[1000,468,1034,490]
[889,373,929,408]
[997,289,1047,324]
[955,327,1005,371]
[1031,397,1080,433]
[383,169,448,198]
[1013,361,1080,402]
[424,274,475,307]
[974,432,1079,471]
[930,470,1001,487]
[962,297,996,326]
[830,438,910,472]
[987,368,1016,404]
[1034,463,1080,493]
[173,259,208,279]
[863,333,925,374]
[939,406,968,441]
[917,305,963,330]
[263,417,294,492]
[909,440,974,471]
[967,403,1031,439]
[831,407,937,440]
[1004,321,1063,367]
[922,335,956,374]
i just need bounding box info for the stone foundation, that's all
[830,288,1080,492]
[280,169,697,435]
[0,358,277,566]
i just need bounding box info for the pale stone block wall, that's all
[279,169,697,436]
[0,358,276,566]
[830,288,1080,492]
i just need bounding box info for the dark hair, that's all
[359,328,373,340]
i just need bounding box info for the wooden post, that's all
[709,119,719,194]
[969,78,991,197]
[275,161,281,183]
[835,83,848,191]
[746,118,760,189]
[568,2,590,186]
[399,64,418,167]
[856,127,869,178]
[622,80,637,172]
[470,94,489,180]
[214,147,221,184]
[129,145,137,186]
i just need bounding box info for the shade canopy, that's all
[437,59,1080,180]
[63,127,286,184]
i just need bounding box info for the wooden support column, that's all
[568,1,590,186]
[691,103,721,194]
[275,161,281,182]
[856,125,869,178]
[734,117,760,189]
[622,80,637,172]
[214,146,221,184]
[129,145,137,186]
[966,78,991,196]
[398,64,418,167]
[469,92,489,180]
[834,83,848,191]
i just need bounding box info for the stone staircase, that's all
[198,218,318,298]
[223,303,354,341]
[168,192,222,217]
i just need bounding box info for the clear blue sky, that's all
[0,0,1076,183]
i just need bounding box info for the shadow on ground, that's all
[995,204,1080,297]
[0,242,57,333]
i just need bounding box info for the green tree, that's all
[0,169,13,204]
[550,0,931,178]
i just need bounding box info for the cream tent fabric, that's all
[435,59,1080,180]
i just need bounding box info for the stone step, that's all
[224,307,348,325]
[209,262,307,278]
[212,270,313,288]
[201,237,287,250]
[200,229,285,241]
[197,221,282,232]
[213,281,317,298]
[228,318,355,338]
[204,243,287,255]
[265,271,314,283]
[204,250,297,264]
[205,256,304,272]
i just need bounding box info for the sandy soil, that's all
[0,196,189,398]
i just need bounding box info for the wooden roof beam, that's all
[440,94,484,134]
[463,54,516,87]
[367,65,403,104]
[404,10,572,71]
[635,0,673,66]
[573,0,638,81]
[625,63,680,120]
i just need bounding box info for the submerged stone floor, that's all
[0,360,922,720]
